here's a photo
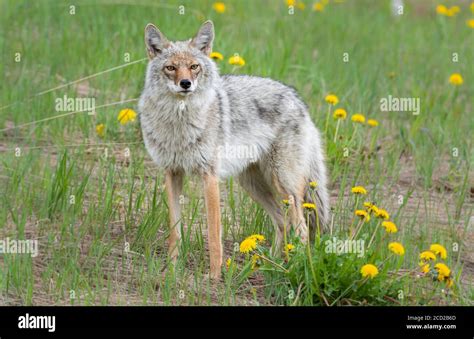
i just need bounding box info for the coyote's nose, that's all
[179,79,192,90]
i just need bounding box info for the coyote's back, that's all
[218,74,330,228]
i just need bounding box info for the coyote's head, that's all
[144,21,218,97]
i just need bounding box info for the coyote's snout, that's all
[139,20,330,280]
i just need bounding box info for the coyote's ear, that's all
[190,20,214,55]
[144,24,169,58]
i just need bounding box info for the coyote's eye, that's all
[165,65,176,71]
[190,64,199,70]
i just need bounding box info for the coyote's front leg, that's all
[202,173,223,279]
[165,169,184,261]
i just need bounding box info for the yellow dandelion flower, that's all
[368,205,380,215]
[372,206,381,214]
[436,4,448,15]
[363,201,374,209]
[420,263,430,274]
[364,202,381,215]
[95,123,105,138]
[420,251,436,261]
[325,94,339,105]
[360,264,379,279]
[239,237,257,253]
[467,19,474,28]
[212,2,226,13]
[309,181,318,189]
[302,202,316,210]
[446,278,454,288]
[282,199,290,206]
[375,208,389,220]
[351,113,366,124]
[430,244,447,259]
[449,73,463,85]
[355,210,371,222]
[296,1,306,10]
[388,242,405,256]
[381,221,398,233]
[367,119,379,127]
[249,234,265,243]
[229,54,245,67]
[448,6,460,15]
[286,0,296,6]
[210,51,224,61]
[313,3,324,12]
[351,186,367,195]
[436,5,448,15]
[284,243,295,253]
[251,254,260,269]
[117,108,137,125]
[226,258,232,269]
[434,262,451,280]
[333,108,347,120]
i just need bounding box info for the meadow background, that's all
[0,0,473,305]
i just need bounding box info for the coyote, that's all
[138,21,329,279]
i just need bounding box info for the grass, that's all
[0,0,473,306]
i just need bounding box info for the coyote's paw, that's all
[203,270,222,283]
[168,246,179,263]
[209,267,222,281]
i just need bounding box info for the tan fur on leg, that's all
[165,170,183,261]
[202,173,222,280]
